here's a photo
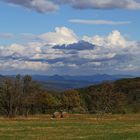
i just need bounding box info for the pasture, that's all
[0,114,139,140]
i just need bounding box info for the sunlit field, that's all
[0,114,139,140]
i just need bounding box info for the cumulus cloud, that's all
[39,27,78,45]
[0,27,139,75]
[1,0,140,13]
[69,19,131,25]
[83,30,135,48]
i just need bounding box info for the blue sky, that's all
[0,2,140,40]
[0,0,140,75]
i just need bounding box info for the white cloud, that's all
[83,30,134,48]
[39,27,78,45]
[78,50,116,60]
[15,61,49,71]
[69,19,131,25]
[0,60,49,71]
[8,44,25,54]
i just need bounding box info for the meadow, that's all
[0,114,139,140]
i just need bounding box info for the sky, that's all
[0,0,140,75]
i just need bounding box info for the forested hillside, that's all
[0,75,139,118]
[78,77,140,114]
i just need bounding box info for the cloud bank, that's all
[0,27,139,75]
[2,0,140,13]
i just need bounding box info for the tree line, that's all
[0,75,139,118]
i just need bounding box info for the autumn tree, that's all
[62,90,81,112]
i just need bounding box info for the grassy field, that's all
[0,114,139,140]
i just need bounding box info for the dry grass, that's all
[0,114,139,140]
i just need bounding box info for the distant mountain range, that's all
[31,74,134,91]
[0,74,135,91]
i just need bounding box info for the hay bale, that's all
[61,112,69,118]
[53,112,61,118]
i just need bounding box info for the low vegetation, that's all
[0,114,139,140]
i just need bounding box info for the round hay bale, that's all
[61,112,69,118]
[53,112,61,118]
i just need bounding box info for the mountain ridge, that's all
[0,74,135,91]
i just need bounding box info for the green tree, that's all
[35,92,60,113]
